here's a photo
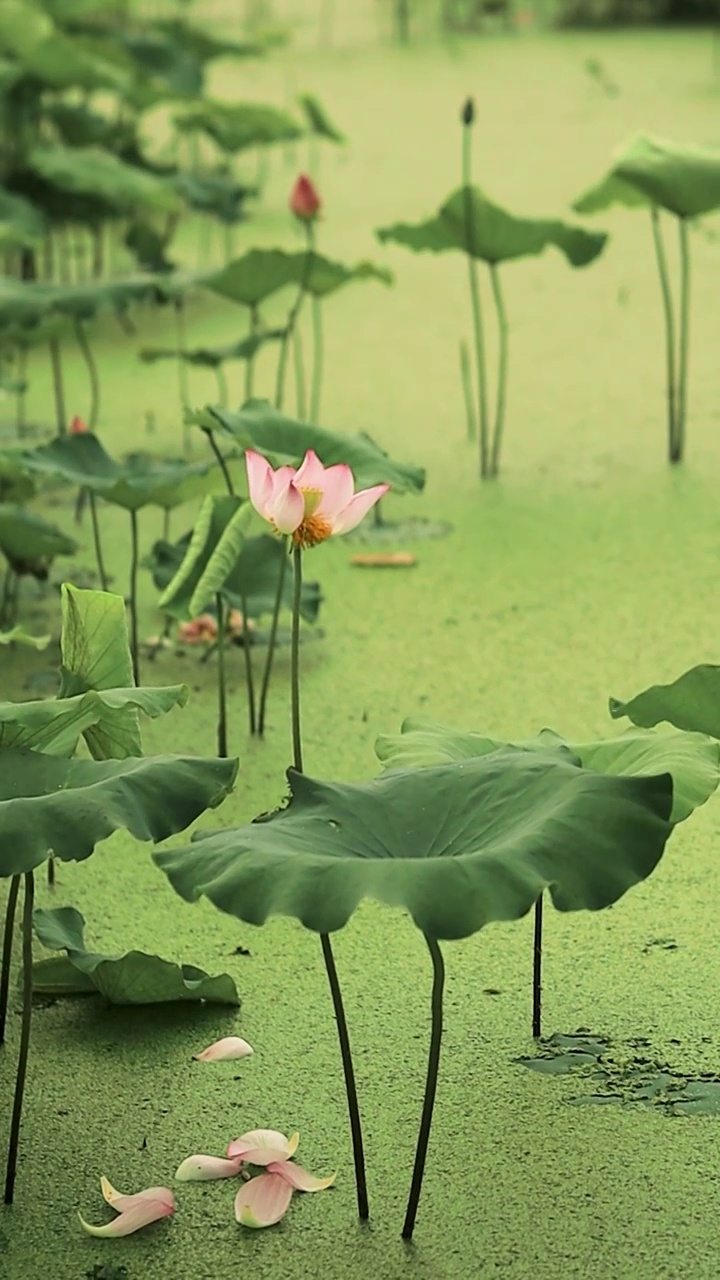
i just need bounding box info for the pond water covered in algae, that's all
[1,26,720,1280]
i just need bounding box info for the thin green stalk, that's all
[14,345,27,438]
[48,336,67,435]
[459,338,476,441]
[402,934,445,1240]
[257,539,288,737]
[215,363,229,409]
[289,544,368,1220]
[4,870,34,1205]
[163,509,171,543]
[293,323,307,419]
[88,495,108,592]
[173,298,191,455]
[0,875,20,1044]
[74,317,100,430]
[488,262,508,478]
[275,225,315,410]
[650,206,678,463]
[203,427,235,496]
[532,894,543,1039]
[674,216,691,465]
[309,296,323,424]
[240,592,256,735]
[216,593,228,757]
[129,509,140,686]
[245,306,260,401]
[461,116,489,479]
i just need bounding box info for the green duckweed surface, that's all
[2,27,720,1280]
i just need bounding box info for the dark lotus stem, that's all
[215,364,229,409]
[289,543,368,1219]
[292,323,307,419]
[257,538,288,737]
[46,857,54,887]
[91,225,104,278]
[275,225,315,410]
[129,509,140,686]
[89,493,109,592]
[309,295,324,424]
[488,262,508,478]
[0,874,20,1044]
[245,305,259,401]
[674,216,690,465]
[649,206,677,463]
[532,894,543,1039]
[203,427,235,496]
[48,336,67,435]
[240,592,256,735]
[216,593,228,756]
[402,933,445,1240]
[461,109,489,479]
[74,316,100,430]
[4,870,34,1205]
[459,338,476,441]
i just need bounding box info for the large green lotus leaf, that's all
[29,146,180,216]
[573,135,720,219]
[610,665,720,739]
[149,17,268,66]
[376,186,607,266]
[376,716,718,825]
[148,531,322,624]
[0,627,50,650]
[0,449,36,503]
[174,100,303,154]
[205,248,393,309]
[0,747,238,877]
[198,399,426,495]
[32,906,239,1005]
[0,686,189,755]
[154,754,674,941]
[0,504,77,569]
[0,186,49,250]
[0,0,52,57]
[0,274,175,329]
[159,495,253,618]
[140,329,285,369]
[298,93,345,144]
[172,170,257,225]
[23,32,130,92]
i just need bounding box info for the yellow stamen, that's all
[292,513,333,549]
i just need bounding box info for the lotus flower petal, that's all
[234,1172,293,1228]
[268,1160,336,1192]
[192,1036,254,1062]
[227,1129,299,1163]
[175,1154,244,1181]
[79,1182,174,1237]
[245,450,274,516]
[331,484,390,535]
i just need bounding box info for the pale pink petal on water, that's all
[193,1036,254,1062]
[314,464,355,519]
[227,1129,299,1162]
[331,484,390,535]
[79,1189,174,1237]
[268,1160,336,1192]
[175,1154,244,1181]
[234,1172,293,1228]
[245,450,274,517]
[100,1177,173,1211]
[293,449,327,490]
[267,477,304,534]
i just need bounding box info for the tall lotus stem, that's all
[216,593,228,757]
[4,870,34,1204]
[48,336,67,435]
[0,874,20,1043]
[245,305,260,400]
[532,894,543,1039]
[14,345,27,438]
[129,509,140,685]
[309,292,324,424]
[73,316,100,430]
[257,538,288,737]
[674,216,690,464]
[173,298,191,455]
[459,339,476,441]
[202,425,235,497]
[290,543,369,1220]
[650,206,678,463]
[488,262,508,478]
[402,933,444,1240]
[240,592,256,736]
[215,363,229,409]
[293,324,307,419]
[275,224,315,411]
[461,99,489,479]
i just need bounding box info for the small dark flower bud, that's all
[461,97,475,126]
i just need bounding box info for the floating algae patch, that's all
[346,515,453,543]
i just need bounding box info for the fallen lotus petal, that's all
[267,1160,336,1192]
[227,1128,300,1164]
[175,1154,244,1181]
[234,1172,293,1228]
[79,1180,174,1237]
[178,615,218,644]
[193,1036,254,1062]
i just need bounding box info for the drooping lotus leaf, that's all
[154,753,674,941]
[610,665,720,739]
[159,495,253,619]
[0,747,238,877]
[172,170,257,225]
[298,93,345,144]
[0,449,36,503]
[32,906,239,1005]
[140,329,285,369]
[20,433,225,512]
[174,100,303,154]
[572,134,720,219]
[0,274,176,329]
[0,627,50,650]
[376,186,607,266]
[204,249,393,309]
[147,531,322,624]
[28,146,180,217]
[0,185,50,249]
[196,399,426,495]
[0,686,190,755]
[148,17,269,66]
[0,504,78,570]
[375,716,719,824]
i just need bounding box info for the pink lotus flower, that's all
[78,1177,175,1238]
[192,1035,254,1062]
[245,449,389,549]
[178,614,218,644]
[176,1129,335,1229]
[290,174,321,222]
[70,415,87,435]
